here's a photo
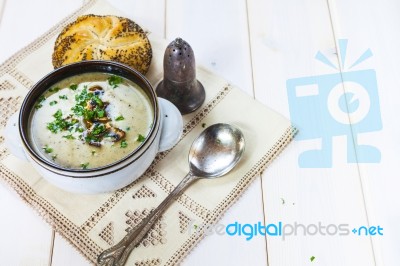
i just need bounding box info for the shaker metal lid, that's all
[164,38,195,82]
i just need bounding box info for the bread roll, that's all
[52,15,152,75]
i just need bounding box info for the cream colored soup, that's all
[30,73,154,169]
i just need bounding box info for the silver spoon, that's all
[98,123,245,266]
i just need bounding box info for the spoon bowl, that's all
[189,123,245,177]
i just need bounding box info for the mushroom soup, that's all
[29,72,154,169]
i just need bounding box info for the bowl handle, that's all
[158,98,183,152]
[5,113,28,161]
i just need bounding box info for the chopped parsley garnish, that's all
[71,104,84,116]
[120,140,128,148]
[69,84,78,90]
[80,163,89,169]
[97,109,105,118]
[51,154,57,160]
[84,106,105,121]
[35,95,46,109]
[49,100,58,106]
[91,150,96,155]
[93,95,104,107]
[92,123,106,135]
[47,109,75,133]
[62,134,75,140]
[137,134,145,142]
[59,95,68,100]
[75,126,84,133]
[83,110,95,121]
[47,123,58,133]
[43,145,53,154]
[126,127,131,131]
[84,124,106,144]
[49,87,60,93]
[202,123,206,128]
[107,75,123,88]
[310,256,315,262]
[115,115,125,121]
[54,109,62,119]
[72,89,105,120]
[75,88,92,105]
[85,134,100,144]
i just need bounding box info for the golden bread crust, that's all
[52,15,152,75]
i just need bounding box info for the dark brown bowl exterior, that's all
[18,60,160,176]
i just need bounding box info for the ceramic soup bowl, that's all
[5,61,182,194]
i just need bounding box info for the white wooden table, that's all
[0,0,399,265]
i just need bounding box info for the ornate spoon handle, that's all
[97,172,197,266]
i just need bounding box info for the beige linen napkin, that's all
[0,0,295,265]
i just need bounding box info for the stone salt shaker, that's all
[156,38,205,114]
